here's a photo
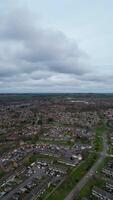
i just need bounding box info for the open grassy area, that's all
[108,144,113,154]
[23,153,55,166]
[93,120,108,152]
[76,156,110,199]
[76,123,110,200]
[0,170,5,179]
[47,152,98,200]
[97,156,110,172]
[76,176,106,200]
[39,185,55,200]
[23,153,69,170]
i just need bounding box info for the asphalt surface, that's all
[65,130,108,200]
[23,176,53,200]
[1,168,45,200]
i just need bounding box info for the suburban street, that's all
[65,127,108,200]
[1,168,45,200]
[23,176,53,200]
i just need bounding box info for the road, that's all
[1,168,45,200]
[65,128,108,200]
[23,176,53,200]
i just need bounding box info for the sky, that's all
[0,0,113,93]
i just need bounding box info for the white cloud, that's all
[0,6,112,93]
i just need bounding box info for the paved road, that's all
[1,168,45,200]
[65,128,108,200]
[23,176,53,200]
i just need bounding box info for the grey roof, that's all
[92,186,113,199]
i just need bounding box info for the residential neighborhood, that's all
[0,94,113,200]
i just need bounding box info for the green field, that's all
[76,176,106,200]
[0,171,5,179]
[47,152,98,200]
[93,120,108,152]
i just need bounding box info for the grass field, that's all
[76,176,106,200]
[93,120,108,152]
[47,152,98,200]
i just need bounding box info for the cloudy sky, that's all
[0,0,113,93]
